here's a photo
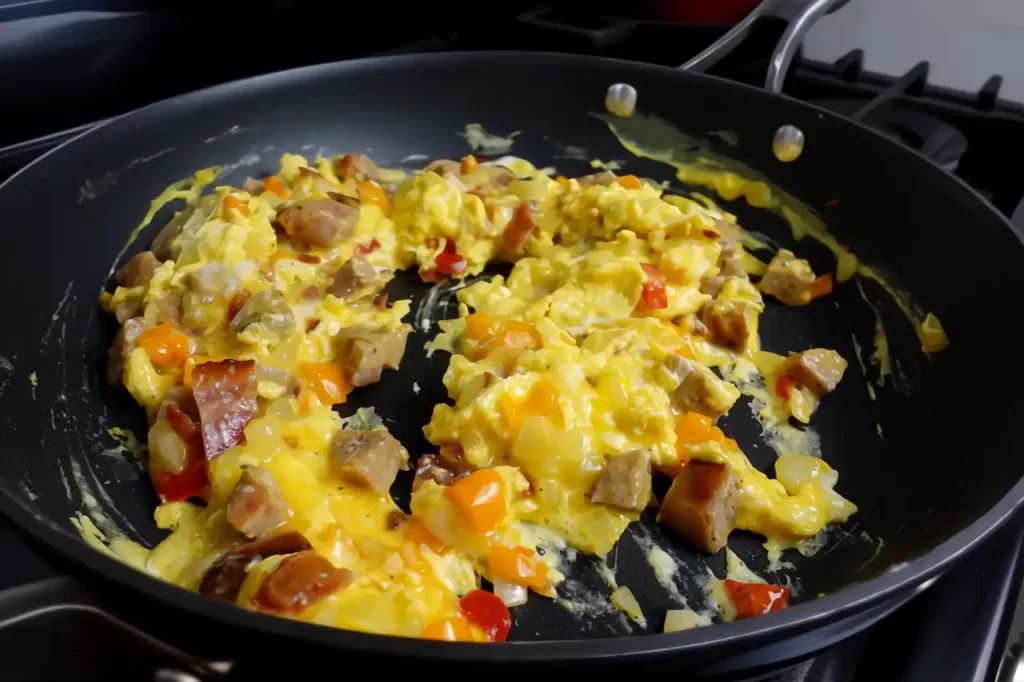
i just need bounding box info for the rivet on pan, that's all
[773,125,805,162]
[605,83,637,117]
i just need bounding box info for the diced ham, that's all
[412,453,473,491]
[657,460,738,553]
[276,199,358,247]
[501,201,535,254]
[759,249,816,306]
[191,359,258,459]
[226,466,290,538]
[330,429,408,494]
[329,254,384,300]
[782,348,848,397]
[663,354,740,420]
[701,299,758,351]
[105,317,145,386]
[335,325,411,387]
[116,251,161,289]
[255,551,353,613]
[590,449,652,512]
[335,153,379,182]
[199,531,311,602]
[719,243,746,278]
[152,294,184,329]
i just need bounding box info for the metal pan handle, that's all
[679,0,847,93]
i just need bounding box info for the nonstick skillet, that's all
[0,18,1022,681]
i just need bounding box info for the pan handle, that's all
[0,577,232,681]
[679,0,848,93]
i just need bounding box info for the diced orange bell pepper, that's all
[297,390,315,415]
[490,321,541,355]
[460,155,479,174]
[183,354,212,389]
[222,194,250,218]
[402,517,449,555]
[298,362,351,406]
[357,180,389,213]
[656,412,727,477]
[136,323,191,367]
[445,469,506,534]
[489,545,548,590]
[263,176,288,199]
[810,274,834,300]
[420,616,475,642]
[464,312,496,344]
[499,378,559,431]
[618,174,642,189]
[675,343,696,361]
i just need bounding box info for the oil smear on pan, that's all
[459,124,519,155]
[594,112,950,356]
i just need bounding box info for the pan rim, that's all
[1,49,1023,663]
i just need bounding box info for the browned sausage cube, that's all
[701,299,758,351]
[116,251,161,288]
[199,531,311,602]
[335,325,410,387]
[782,348,848,397]
[590,449,652,512]
[106,317,145,386]
[657,460,738,553]
[330,429,408,494]
[335,153,379,182]
[759,249,815,306]
[226,466,290,538]
[663,354,740,420]
[276,199,358,247]
[329,254,383,300]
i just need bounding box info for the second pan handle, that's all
[679,0,849,93]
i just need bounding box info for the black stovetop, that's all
[2,3,1023,681]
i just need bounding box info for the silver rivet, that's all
[773,125,805,162]
[605,83,637,117]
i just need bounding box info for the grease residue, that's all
[459,124,519,155]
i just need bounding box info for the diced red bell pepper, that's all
[354,238,381,255]
[459,589,512,643]
[776,376,793,400]
[434,239,467,276]
[639,263,668,310]
[152,455,209,503]
[723,579,791,619]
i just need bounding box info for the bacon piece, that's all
[199,531,311,602]
[255,551,353,613]
[191,359,258,459]
[412,453,473,491]
[501,201,535,254]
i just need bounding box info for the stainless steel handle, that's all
[679,0,847,94]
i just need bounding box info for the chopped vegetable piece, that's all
[610,585,645,625]
[618,174,642,189]
[357,180,389,213]
[723,579,790,619]
[657,412,726,477]
[809,274,834,300]
[402,516,449,555]
[499,378,559,431]
[298,362,351,406]
[445,469,506,533]
[434,239,467,276]
[264,176,288,199]
[222,195,249,218]
[501,200,535,253]
[463,312,497,346]
[226,290,251,323]
[420,616,474,642]
[776,375,793,400]
[489,545,547,590]
[354,238,381,255]
[460,155,479,174]
[460,589,512,642]
[136,322,191,367]
[640,263,668,310]
[152,455,209,503]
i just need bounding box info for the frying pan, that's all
[1,4,1022,677]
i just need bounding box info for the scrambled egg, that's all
[98,149,924,642]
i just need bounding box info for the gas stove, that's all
[2,3,1023,681]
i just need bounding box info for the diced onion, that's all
[775,454,836,495]
[148,419,188,474]
[190,263,239,296]
[611,585,645,624]
[664,609,712,632]
[605,83,637,117]
[493,578,528,607]
[255,363,292,386]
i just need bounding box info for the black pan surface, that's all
[0,52,1022,665]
